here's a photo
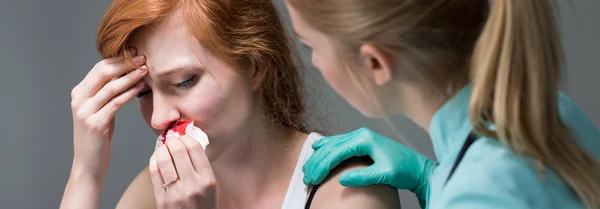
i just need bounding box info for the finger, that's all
[85,65,148,114]
[313,129,364,149]
[303,136,350,173]
[149,153,166,199]
[338,165,387,187]
[71,56,123,100]
[156,144,179,185]
[305,139,370,185]
[179,135,212,174]
[312,135,337,150]
[70,56,126,107]
[91,81,144,122]
[78,52,145,98]
[164,136,196,180]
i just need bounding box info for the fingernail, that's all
[133,55,145,64]
[313,141,322,147]
[137,65,148,72]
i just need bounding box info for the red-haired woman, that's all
[60,0,400,209]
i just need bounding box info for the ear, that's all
[359,44,394,86]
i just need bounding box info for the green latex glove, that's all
[303,128,437,203]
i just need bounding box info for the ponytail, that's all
[469,1,600,208]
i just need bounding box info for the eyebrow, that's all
[154,65,205,77]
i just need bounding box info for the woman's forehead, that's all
[129,15,190,55]
[128,16,208,75]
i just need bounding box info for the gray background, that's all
[0,0,598,208]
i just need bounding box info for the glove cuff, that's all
[413,159,437,201]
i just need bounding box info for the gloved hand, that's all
[303,128,437,203]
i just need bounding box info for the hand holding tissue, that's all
[150,120,217,208]
[155,120,210,151]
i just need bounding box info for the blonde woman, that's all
[285,0,600,209]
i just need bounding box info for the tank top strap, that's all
[281,132,324,209]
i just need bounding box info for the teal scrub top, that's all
[426,85,600,209]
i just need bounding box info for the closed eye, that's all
[136,74,199,98]
[174,75,198,89]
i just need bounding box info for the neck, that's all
[205,121,306,208]
[405,103,439,133]
[388,84,449,133]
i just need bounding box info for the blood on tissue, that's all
[160,120,193,144]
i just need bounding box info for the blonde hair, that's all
[288,0,600,208]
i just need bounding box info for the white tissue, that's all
[155,121,210,151]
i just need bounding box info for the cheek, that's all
[312,49,353,100]
[177,74,254,138]
[313,49,374,116]
[179,77,227,127]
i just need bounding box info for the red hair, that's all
[97,0,306,132]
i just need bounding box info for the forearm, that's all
[60,167,105,209]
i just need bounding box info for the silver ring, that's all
[162,177,179,188]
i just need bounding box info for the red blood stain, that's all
[160,119,193,144]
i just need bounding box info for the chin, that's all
[359,109,387,118]
[350,101,384,118]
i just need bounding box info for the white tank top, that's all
[280,132,323,209]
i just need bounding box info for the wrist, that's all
[68,170,105,187]
[413,159,437,201]
[69,162,106,185]
[62,167,104,209]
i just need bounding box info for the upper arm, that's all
[310,157,400,209]
[116,166,157,209]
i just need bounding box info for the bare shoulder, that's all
[116,166,157,209]
[309,157,400,209]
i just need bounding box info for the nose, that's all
[151,94,180,131]
[311,51,319,67]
